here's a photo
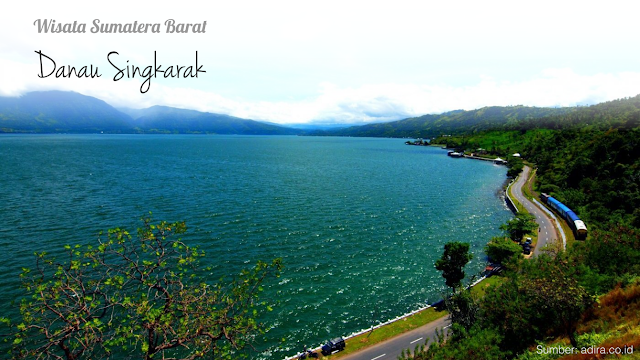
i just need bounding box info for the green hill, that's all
[0,91,302,135]
[314,95,640,138]
[312,106,575,138]
[0,91,134,133]
[120,105,301,135]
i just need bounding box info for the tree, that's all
[435,242,473,289]
[398,325,508,360]
[442,288,480,331]
[2,218,282,360]
[522,256,593,348]
[500,213,537,242]
[506,157,524,178]
[479,276,539,354]
[480,255,593,352]
[484,236,521,266]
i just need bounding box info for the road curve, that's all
[509,165,559,256]
[327,165,558,360]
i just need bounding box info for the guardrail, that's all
[505,179,518,214]
[283,276,488,360]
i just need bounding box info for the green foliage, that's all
[399,325,509,360]
[425,101,640,230]
[434,242,473,289]
[2,218,282,360]
[324,94,640,139]
[480,254,593,351]
[405,96,640,360]
[478,274,539,353]
[127,105,301,135]
[442,288,480,332]
[506,157,524,178]
[0,91,302,135]
[0,91,133,133]
[526,128,640,229]
[319,105,574,139]
[570,225,640,295]
[521,256,593,347]
[500,213,537,242]
[484,236,522,266]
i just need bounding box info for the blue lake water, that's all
[0,135,511,359]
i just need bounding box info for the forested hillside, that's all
[312,105,574,138]
[314,95,640,138]
[431,96,640,230]
[0,91,302,135]
[121,105,301,135]
[403,96,640,360]
[0,91,133,133]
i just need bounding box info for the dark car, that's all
[321,337,346,356]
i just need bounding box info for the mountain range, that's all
[1,91,638,136]
[0,91,300,135]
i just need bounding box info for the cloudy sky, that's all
[1,0,639,124]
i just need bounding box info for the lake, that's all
[0,134,511,359]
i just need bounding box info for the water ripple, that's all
[0,135,511,359]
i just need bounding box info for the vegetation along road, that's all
[509,165,559,256]
[331,163,559,360]
[338,316,450,360]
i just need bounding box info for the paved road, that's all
[509,165,558,256]
[338,316,450,360]
[328,165,558,360]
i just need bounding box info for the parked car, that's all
[297,349,318,359]
[321,337,346,355]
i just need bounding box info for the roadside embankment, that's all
[284,276,504,360]
[505,179,519,214]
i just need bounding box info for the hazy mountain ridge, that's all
[2,91,639,136]
[312,95,640,138]
[121,105,301,135]
[0,91,134,133]
[0,91,301,135]
[311,106,578,138]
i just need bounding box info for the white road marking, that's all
[410,337,423,344]
[371,354,386,360]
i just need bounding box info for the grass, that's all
[557,217,576,246]
[525,166,577,246]
[293,165,531,360]
[321,306,448,359]
[318,275,507,359]
[521,164,537,201]
[507,179,527,213]
[506,170,539,250]
[471,275,506,298]
[515,280,640,360]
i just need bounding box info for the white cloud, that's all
[2,57,639,124]
[3,1,640,124]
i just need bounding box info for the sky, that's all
[1,0,639,125]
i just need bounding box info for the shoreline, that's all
[283,276,493,360]
[284,148,516,360]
